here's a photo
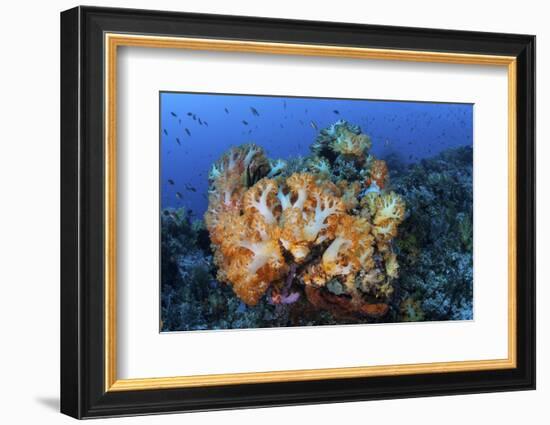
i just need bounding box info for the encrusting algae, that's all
[205,121,406,319]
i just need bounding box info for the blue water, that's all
[160,92,473,218]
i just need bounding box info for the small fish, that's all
[198,118,203,125]
[224,107,229,114]
[176,138,181,146]
[250,106,260,116]
[333,110,340,115]
[204,121,208,127]
[170,111,177,117]
[310,121,318,130]
[163,128,168,135]
[187,112,193,116]
[192,114,197,121]
[242,120,248,126]
[283,100,287,110]
[168,179,175,185]
[185,128,191,136]
[175,192,183,199]
[185,184,197,192]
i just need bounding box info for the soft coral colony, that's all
[205,120,406,319]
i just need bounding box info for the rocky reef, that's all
[160,121,473,331]
[392,146,473,321]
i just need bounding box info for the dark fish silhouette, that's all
[310,121,318,130]
[185,128,191,136]
[187,112,192,116]
[333,110,340,115]
[170,112,177,117]
[224,107,229,114]
[168,179,175,185]
[250,107,260,116]
[204,121,208,127]
[283,100,286,109]
[163,129,168,135]
[185,184,197,192]
[242,120,248,125]
[175,192,183,199]
[198,118,203,125]
[176,138,181,146]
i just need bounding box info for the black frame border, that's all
[61,6,535,419]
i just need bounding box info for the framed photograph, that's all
[60,6,535,419]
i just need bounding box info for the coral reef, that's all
[205,121,406,319]
[161,124,473,331]
[392,146,474,321]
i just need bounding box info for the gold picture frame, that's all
[104,34,517,392]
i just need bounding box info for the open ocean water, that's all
[160,92,473,217]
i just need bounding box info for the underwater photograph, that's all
[160,92,474,332]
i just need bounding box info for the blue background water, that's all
[160,92,473,218]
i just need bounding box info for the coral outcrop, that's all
[392,146,473,321]
[205,122,406,319]
[161,142,473,331]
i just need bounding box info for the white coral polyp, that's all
[303,194,340,241]
[249,183,277,224]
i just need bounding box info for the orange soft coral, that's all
[208,171,344,304]
[331,129,372,157]
[279,175,343,262]
[371,191,406,242]
[366,159,389,189]
[205,144,269,240]
[373,191,406,225]
[218,215,286,305]
[338,180,361,211]
[206,127,405,314]
[321,215,375,279]
[243,178,279,224]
